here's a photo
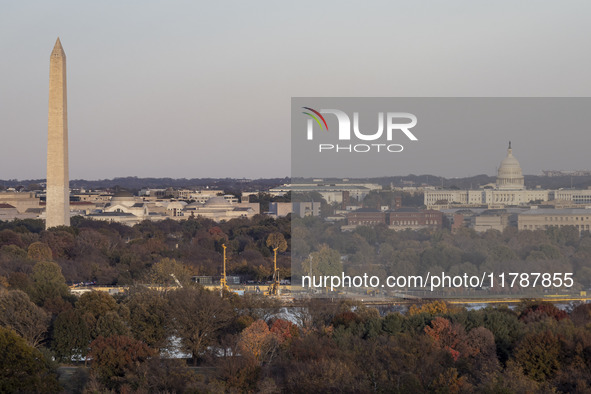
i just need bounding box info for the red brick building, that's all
[346,208,386,226]
[346,207,442,230]
[387,208,443,230]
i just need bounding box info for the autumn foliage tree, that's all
[238,320,279,365]
[270,318,298,344]
[409,300,452,316]
[519,301,568,323]
[424,317,465,361]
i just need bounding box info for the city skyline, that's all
[2,2,591,180]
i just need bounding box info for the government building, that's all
[424,142,591,209]
[518,208,591,232]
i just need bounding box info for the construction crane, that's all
[170,273,183,288]
[220,244,230,293]
[267,247,280,296]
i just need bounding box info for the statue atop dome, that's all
[496,142,525,190]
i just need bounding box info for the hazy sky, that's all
[1,1,591,180]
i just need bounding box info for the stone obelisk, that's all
[46,38,70,228]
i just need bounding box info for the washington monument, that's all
[46,38,70,228]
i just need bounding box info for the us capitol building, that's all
[424,142,591,209]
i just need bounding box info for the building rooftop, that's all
[204,196,232,207]
[391,207,421,213]
[272,185,370,191]
[112,190,134,198]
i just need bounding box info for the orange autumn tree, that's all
[270,319,298,344]
[238,320,279,365]
[424,317,465,361]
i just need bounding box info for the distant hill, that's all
[2,174,591,192]
[0,177,291,193]
[293,174,591,190]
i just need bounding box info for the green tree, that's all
[75,291,129,340]
[513,331,561,381]
[27,241,53,261]
[52,308,91,362]
[0,327,60,392]
[0,244,27,259]
[124,287,170,350]
[52,291,129,362]
[29,261,69,305]
[306,244,343,277]
[266,232,288,252]
[382,312,405,335]
[148,258,192,286]
[481,306,524,363]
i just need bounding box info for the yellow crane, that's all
[267,247,280,296]
[169,273,183,288]
[220,244,230,293]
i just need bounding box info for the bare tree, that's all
[0,290,50,347]
[168,287,234,364]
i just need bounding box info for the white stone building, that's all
[425,143,560,209]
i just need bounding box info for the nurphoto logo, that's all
[302,107,418,153]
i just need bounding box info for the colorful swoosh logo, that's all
[302,107,328,131]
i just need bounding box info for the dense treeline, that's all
[2,274,591,393]
[3,173,590,193]
[0,177,290,191]
[0,215,290,286]
[292,217,591,293]
[1,216,591,391]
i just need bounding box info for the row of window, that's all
[352,220,383,225]
[391,220,439,226]
[544,216,590,222]
[522,224,591,231]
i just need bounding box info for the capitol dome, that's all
[496,142,525,190]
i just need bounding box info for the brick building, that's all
[387,208,443,231]
[346,208,442,230]
[346,208,386,226]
